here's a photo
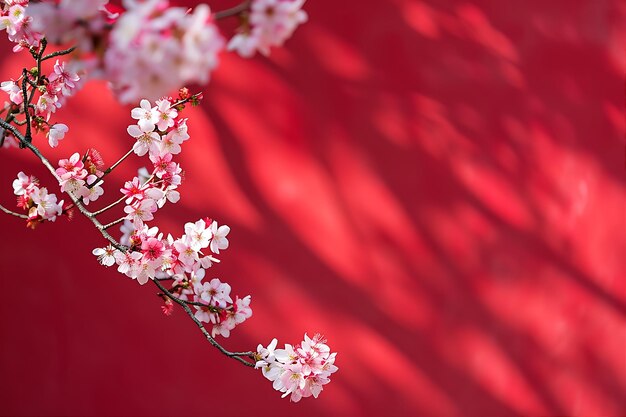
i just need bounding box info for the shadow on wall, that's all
[197,0,625,415]
[0,0,624,416]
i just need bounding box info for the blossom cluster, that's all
[0,58,78,148]
[12,171,64,227]
[256,334,338,402]
[0,0,42,52]
[228,0,308,58]
[24,0,111,51]
[95,216,253,337]
[87,96,252,338]
[0,0,308,103]
[104,2,223,103]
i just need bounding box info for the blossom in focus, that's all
[131,99,159,132]
[209,221,230,254]
[256,334,338,402]
[12,171,36,196]
[93,245,117,267]
[128,123,161,157]
[185,219,212,252]
[48,60,80,97]
[78,174,104,205]
[31,186,63,221]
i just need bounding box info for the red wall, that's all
[0,1,624,416]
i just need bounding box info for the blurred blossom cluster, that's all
[0,0,307,102]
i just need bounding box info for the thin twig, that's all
[0,203,28,219]
[41,45,76,61]
[102,217,127,230]
[157,293,222,311]
[20,69,32,145]
[91,194,127,217]
[171,92,203,108]
[0,119,126,251]
[89,148,134,188]
[214,0,251,20]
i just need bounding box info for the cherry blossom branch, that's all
[171,92,203,108]
[90,194,127,217]
[0,119,126,250]
[0,119,24,143]
[157,291,220,311]
[41,46,76,61]
[0,203,28,218]
[0,3,340,401]
[153,279,256,367]
[20,69,32,145]
[214,0,251,20]
[101,217,126,230]
[89,148,134,188]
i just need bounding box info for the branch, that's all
[101,217,126,230]
[214,0,251,20]
[153,279,256,367]
[91,194,127,217]
[41,46,76,61]
[0,203,28,219]
[89,148,134,188]
[0,119,126,250]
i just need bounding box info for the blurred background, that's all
[0,0,625,416]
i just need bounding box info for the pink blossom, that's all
[0,80,23,104]
[120,177,147,205]
[150,152,175,178]
[36,92,61,118]
[131,99,159,132]
[234,295,253,324]
[172,237,199,270]
[141,237,166,262]
[256,334,338,402]
[92,245,117,267]
[114,250,143,277]
[78,174,104,205]
[58,172,86,194]
[31,187,63,221]
[0,5,26,37]
[48,60,80,97]
[104,3,224,103]
[47,123,68,148]
[135,258,160,285]
[194,277,232,309]
[229,0,307,57]
[56,152,85,176]
[209,221,230,254]
[124,198,158,223]
[154,98,177,131]
[184,219,212,251]
[127,124,161,157]
[12,171,35,196]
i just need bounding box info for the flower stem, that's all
[101,217,126,230]
[89,148,135,188]
[91,194,127,217]
[0,203,28,219]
